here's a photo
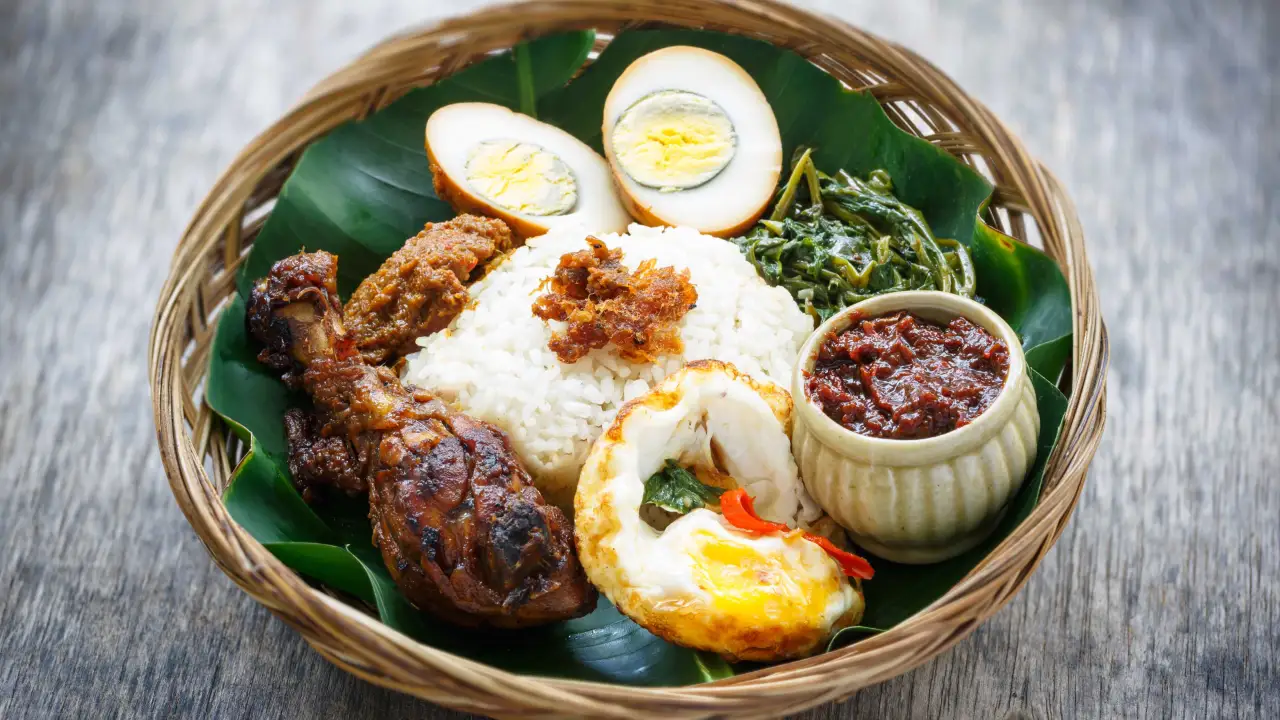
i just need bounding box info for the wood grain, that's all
[1,0,1276,718]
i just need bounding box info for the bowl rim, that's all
[791,291,1030,467]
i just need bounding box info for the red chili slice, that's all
[720,488,789,534]
[718,488,875,580]
[802,532,875,580]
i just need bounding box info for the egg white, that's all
[575,360,862,661]
[602,47,782,237]
[426,102,630,237]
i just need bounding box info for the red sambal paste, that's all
[805,311,1010,440]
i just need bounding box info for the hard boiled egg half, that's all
[426,103,630,238]
[574,360,864,662]
[602,47,782,237]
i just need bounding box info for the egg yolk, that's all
[465,139,577,216]
[611,90,736,192]
[691,533,832,626]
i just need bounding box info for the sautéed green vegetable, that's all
[735,148,976,322]
[642,460,725,516]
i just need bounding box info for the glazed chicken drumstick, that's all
[246,250,596,628]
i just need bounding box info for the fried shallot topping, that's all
[531,237,697,364]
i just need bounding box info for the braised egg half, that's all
[574,360,864,662]
[602,47,782,237]
[426,103,630,237]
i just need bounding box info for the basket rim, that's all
[148,0,1109,716]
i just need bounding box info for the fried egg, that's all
[574,360,863,661]
[426,103,630,237]
[602,47,782,237]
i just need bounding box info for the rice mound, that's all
[401,223,814,507]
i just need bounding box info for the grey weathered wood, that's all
[1,0,1276,718]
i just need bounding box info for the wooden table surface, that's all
[2,0,1276,717]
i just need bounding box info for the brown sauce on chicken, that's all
[805,311,1009,440]
[343,214,512,365]
[531,237,697,364]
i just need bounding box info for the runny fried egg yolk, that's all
[691,531,834,625]
[611,91,737,192]
[465,139,578,216]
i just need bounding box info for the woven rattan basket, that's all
[148,1,1108,717]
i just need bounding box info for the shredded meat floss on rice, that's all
[531,236,698,363]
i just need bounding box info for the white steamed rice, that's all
[401,223,813,506]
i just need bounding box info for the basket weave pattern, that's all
[148,1,1108,717]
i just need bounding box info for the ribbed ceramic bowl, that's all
[792,291,1039,564]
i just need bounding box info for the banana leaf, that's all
[206,28,1073,686]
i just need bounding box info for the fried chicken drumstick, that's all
[247,250,595,627]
